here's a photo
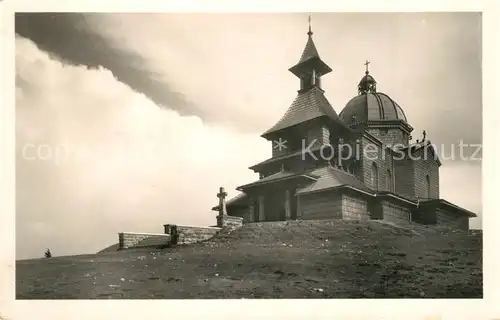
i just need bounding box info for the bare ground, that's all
[16,220,482,299]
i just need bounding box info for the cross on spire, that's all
[307,13,313,36]
[364,60,370,74]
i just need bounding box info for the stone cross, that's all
[217,186,228,216]
[364,60,370,73]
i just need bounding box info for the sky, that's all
[15,12,482,260]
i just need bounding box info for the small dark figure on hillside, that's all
[44,249,52,258]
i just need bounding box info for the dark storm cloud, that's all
[15,13,208,120]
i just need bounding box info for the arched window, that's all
[371,162,378,190]
[386,169,393,192]
[348,162,356,175]
[425,175,431,198]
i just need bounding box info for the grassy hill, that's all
[16,220,482,299]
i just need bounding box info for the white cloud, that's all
[16,36,268,259]
[84,13,305,130]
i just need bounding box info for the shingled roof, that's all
[249,145,324,170]
[393,140,442,166]
[298,35,320,64]
[237,171,319,190]
[297,166,374,195]
[418,199,477,217]
[262,87,345,137]
[289,31,332,78]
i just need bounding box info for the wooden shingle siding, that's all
[306,125,330,147]
[393,146,440,200]
[299,191,342,220]
[289,157,317,172]
[367,128,407,147]
[412,147,440,199]
[394,156,415,199]
[381,200,411,225]
[411,205,437,225]
[360,135,392,191]
[436,208,469,231]
[264,193,286,222]
[384,148,395,192]
[368,199,383,219]
[342,194,369,220]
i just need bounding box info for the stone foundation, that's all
[118,232,171,249]
[164,224,221,245]
[217,215,244,230]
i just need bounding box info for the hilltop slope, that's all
[16,220,482,299]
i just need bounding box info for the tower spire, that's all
[288,14,332,90]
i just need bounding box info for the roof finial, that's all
[307,13,313,37]
[364,60,370,75]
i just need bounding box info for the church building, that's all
[212,23,476,230]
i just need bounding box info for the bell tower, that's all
[289,15,333,93]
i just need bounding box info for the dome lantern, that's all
[358,60,377,95]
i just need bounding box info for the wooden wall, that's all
[342,194,369,220]
[381,200,412,225]
[412,147,440,199]
[436,208,469,231]
[298,191,342,220]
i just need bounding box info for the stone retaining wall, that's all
[118,232,171,249]
[217,215,244,230]
[164,224,221,245]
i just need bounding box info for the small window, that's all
[348,162,356,175]
[386,169,393,192]
[425,175,431,198]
